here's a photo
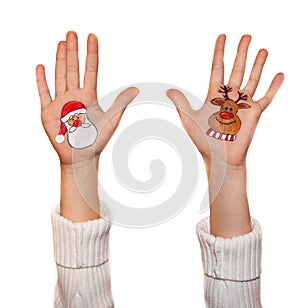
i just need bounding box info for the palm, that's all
[167,35,283,167]
[41,88,100,164]
[36,32,139,165]
[185,88,262,166]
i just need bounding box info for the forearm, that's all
[206,161,251,237]
[53,158,114,307]
[52,208,113,308]
[60,157,100,222]
[196,217,262,308]
[199,160,261,306]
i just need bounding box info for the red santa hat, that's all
[55,101,87,144]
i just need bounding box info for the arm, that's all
[167,34,283,307]
[36,31,139,307]
[198,163,262,308]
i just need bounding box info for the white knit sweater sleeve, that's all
[196,217,262,308]
[51,208,114,308]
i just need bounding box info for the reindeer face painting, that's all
[206,85,251,141]
[55,101,98,149]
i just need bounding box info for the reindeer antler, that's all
[218,85,232,100]
[235,91,248,103]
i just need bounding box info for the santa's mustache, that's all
[69,121,91,133]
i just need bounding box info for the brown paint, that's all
[207,85,251,139]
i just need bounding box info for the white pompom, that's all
[55,135,65,144]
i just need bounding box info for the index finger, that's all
[83,34,99,91]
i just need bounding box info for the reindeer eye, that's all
[230,108,233,111]
[225,107,228,111]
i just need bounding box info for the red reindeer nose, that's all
[220,111,234,119]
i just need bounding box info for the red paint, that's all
[73,119,82,127]
[220,111,233,119]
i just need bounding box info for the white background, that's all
[1,0,299,307]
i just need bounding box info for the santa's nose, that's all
[220,111,234,119]
[73,119,82,127]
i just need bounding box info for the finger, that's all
[55,41,67,96]
[66,31,80,90]
[104,87,140,130]
[166,89,194,116]
[36,64,52,109]
[243,49,268,97]
[84,34,98,91]
[209,34,226,88]
[257,73,284,111]
[228,34,252,88]
[107,87,140,115]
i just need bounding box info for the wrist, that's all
[205,159,246,180]
[60,155,100,175]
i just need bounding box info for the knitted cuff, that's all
[196,217,262,281]
[51,207,111,269]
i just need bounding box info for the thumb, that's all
[102,86,140,134]
[166,88,194,120]
[108,86,140,115]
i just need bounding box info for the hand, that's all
[36,31,139,222]
[36,31,139,166]
[167,34,284,171]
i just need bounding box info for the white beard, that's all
[65,118,97,149]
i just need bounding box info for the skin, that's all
[36,31,139,222]
[167,34,284,237]
[36,32,284,238]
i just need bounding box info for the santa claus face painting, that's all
[55,101,98,149]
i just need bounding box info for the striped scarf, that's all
[206,128,236,142]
